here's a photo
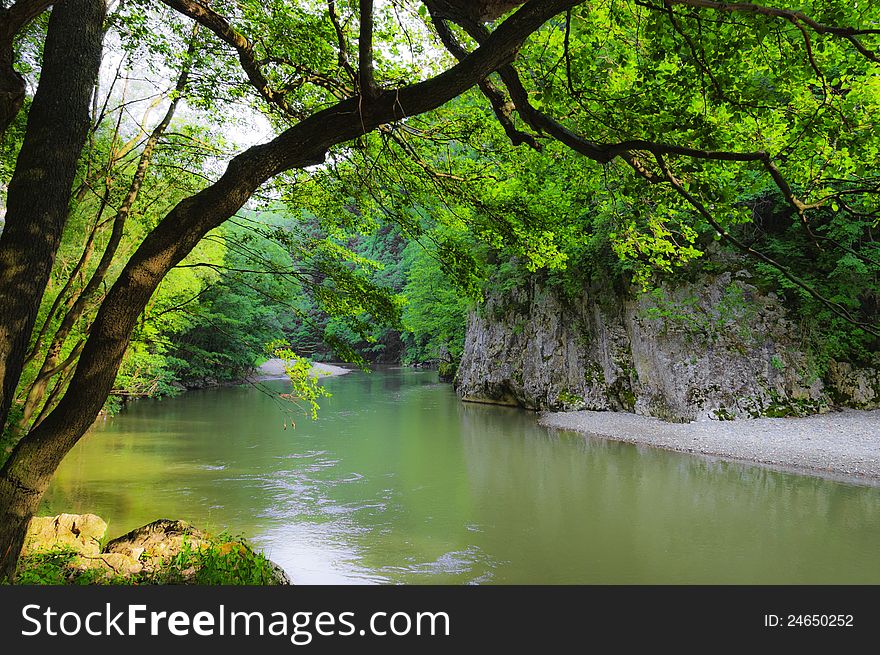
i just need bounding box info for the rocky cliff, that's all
[455,271,879,421]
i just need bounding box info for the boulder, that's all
[104,518,289,584]
[827,360,880,408]
[104,519,209,569]
[22,513,107,557]
[267,559,292,585]
[71,552,144,578]
[20,516,290,584]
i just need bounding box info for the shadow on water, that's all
[43,368,880,584]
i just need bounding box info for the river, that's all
[43,368,880,583]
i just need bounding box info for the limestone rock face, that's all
[455,272,878,421]
[23,513,107,556]
[827,361,880,408]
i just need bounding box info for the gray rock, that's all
[827,360,880,408]
[455,272,878,421]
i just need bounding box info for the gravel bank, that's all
[539,409,880,482]
[256,359,351,380]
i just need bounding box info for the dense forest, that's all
[0,0,878,580]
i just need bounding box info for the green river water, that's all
[43,368,880,584]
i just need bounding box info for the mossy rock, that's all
[16,517,289,585]
[438,360,458,382]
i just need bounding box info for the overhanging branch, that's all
[160,0,300,117]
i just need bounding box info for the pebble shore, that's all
[256,359,351,379]
[540,409,880,483]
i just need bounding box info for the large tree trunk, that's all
[0,428,65,574]
[0,0,105,434]
[0,0,578,581]
[0,1,56,135]
[0,47,25,136]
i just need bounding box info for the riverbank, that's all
[539,409,880,483]
[254,358,352,380]
[17,514,289,585]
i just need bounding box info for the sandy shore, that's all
[255,358,351,380]
[539,409,880,483]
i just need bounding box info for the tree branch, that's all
[2,0,54,37]
[159,0,300,117]
[359,0,375,97]
[18,0,587,458]
[429,12,539,149]
[661,0,880,62]
[445,14,878,334]
[327,0,357,84]
[0,0,56,134]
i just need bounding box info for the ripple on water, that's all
[275,450,329,460]
[384,545,497,583]
[320,501,388,516]
[250,521,387,584]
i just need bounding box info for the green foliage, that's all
[13,550,125,585]
[745,200,880,368]
[269,203,469,366]
[154,535,282,586]
[5,0,880,442]
[12,536,282,586]
[401,240,469,363]
[265,339,331,421]
[437,360,458,381]
[643,282,755,345]
[163,217,300,386]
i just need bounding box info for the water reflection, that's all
[43,369,880,584]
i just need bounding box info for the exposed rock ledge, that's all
[455,271,879,421]
[20,514,289,584]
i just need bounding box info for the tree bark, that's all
[18,42,193,431]
[0,44,25,136]
[0,0,105,435]
[0,0,56,135]
[0,0,580,581]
